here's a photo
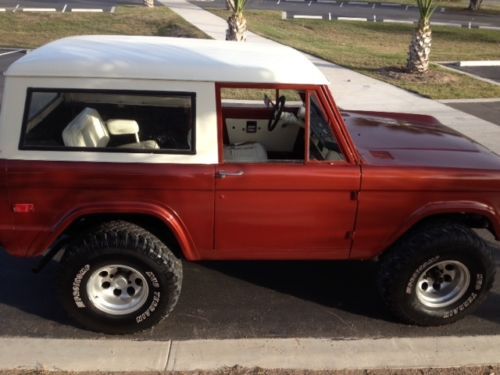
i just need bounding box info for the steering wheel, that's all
[268,95,286,131]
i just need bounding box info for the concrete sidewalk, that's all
[160,0,500,154]
[2,336,500,371]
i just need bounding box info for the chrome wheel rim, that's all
[415,260,470,308]
[86,264,149,315]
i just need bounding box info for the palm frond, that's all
[226,0,248,14]
[416,0,437,21]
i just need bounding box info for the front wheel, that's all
[377,222,495,326]
[58,221,182,334]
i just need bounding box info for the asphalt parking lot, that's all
[0,50,499,341]
[192,0,500,28]
[439,64,500,127]
[0,0,146,12]
[445,101,500,127]
[457,66,500,84]
[1,247,500,340]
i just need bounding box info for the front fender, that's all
[386,200,500,247]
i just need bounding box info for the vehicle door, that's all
[214,85,361,259]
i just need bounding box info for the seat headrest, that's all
[62,107,110,148]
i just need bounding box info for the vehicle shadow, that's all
[200,259,387,320]
[0,251,85,335]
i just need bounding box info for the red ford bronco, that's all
[0,36,498,334]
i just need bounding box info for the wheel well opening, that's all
[63,214,185,259]
[414,213,494,233]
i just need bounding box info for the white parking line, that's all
[431,21,462,27]
[337,16,367,21]
[62,4,67,12]
[0,8,5,11]
[293,14,323,19]
[383,19,414,24]
[0,50,25,57]
[479,25,500,31]
[71,8,104,12]
[13,4,19,12]
[110,6,116,13]
[22,7,57,12]
[459,60,500,67]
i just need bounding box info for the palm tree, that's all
[468,0,483,11]
[226,0,248,42]
[406,0,437,73]
[144,0,154,8]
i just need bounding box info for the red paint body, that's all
[1,85,500,261]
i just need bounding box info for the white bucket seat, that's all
[62,107,159,149]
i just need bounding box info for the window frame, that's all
[19,87,197,155]
[215,82,354,165]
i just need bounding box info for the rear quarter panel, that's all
[0,159,14,250]
[5,160,215,258]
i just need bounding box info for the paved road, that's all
[1,52,500,340]
[191,0,500,28]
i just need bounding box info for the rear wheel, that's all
[377,222,495,326]
[58,221,182,334]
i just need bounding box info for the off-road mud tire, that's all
[58,220,182,334]
[377,222,495,326]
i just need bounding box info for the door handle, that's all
[216,170,244,179]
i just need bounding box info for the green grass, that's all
[212,10,500,99]
[0,6,207,49]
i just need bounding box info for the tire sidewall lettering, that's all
[405,255,440,295]
[442,291,478,319]
[145,271,160,289]
[136,291,161,324]
[73,264,91,308]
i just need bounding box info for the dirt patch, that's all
[379,66,461,85]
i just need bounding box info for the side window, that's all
[219,86,306,163]
[308,93,345,162]
[21,89,196,154]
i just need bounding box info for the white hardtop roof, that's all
[6,35,329,85]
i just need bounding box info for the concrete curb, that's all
[2,336,500,372]
[437,63,500,86]
[439,98,500,103]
